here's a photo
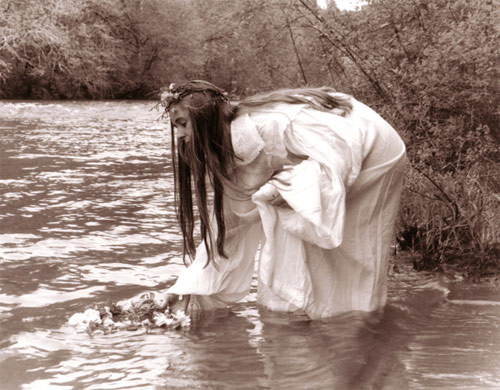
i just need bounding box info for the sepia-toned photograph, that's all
[0,0,499,389]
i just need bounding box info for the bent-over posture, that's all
[161,80,406,319]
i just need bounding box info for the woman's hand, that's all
[115,292,190,313]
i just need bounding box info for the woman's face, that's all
[170,102,196,164]
[169,102,193,143]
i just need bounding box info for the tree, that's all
[0,0,122,98]
[0,0,203,98]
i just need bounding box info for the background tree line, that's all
[1,0,499,277]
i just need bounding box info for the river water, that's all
[0,101,499,390]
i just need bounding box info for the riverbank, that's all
[390,250,500,286]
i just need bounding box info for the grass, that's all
[396,163,500,281]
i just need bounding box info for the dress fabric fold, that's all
[167,94,406,319]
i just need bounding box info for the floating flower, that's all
[153,312,169,327]
[68,299,191,333]
[68,312,85,327]
[173,310,191,328]
[102,317,115,328]
[68,309,101,327]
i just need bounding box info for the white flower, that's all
[153,310,190,328]
[114,321,127,329]
[68,312,86,326]
[68,309,101,327]
[83,309,101,324]
[102,317,115,328]
[68,308,103,332]
[173,310,191,328]
[153,312,168,327]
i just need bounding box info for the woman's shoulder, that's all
[230,114,265,166]
[246,103,304,123]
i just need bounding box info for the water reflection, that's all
[0,101,499,390]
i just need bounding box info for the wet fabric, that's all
[167,94,406,319]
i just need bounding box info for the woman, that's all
[160,80,406,319]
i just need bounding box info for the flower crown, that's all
[160,82,229,113]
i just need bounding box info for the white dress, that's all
[167,94,406,319]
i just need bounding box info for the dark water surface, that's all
[0,101,499,390]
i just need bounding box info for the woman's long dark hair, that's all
[168,82,352,266]
[235,86,352,116]
[169,81,236,266]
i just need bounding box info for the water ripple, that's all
[1,101,499,390]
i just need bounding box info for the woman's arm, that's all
[164,187,264,310]
[252,107,364,249]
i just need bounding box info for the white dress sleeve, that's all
[251,105,364,249]
[166,115,268,309]
[166,211,262,309]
